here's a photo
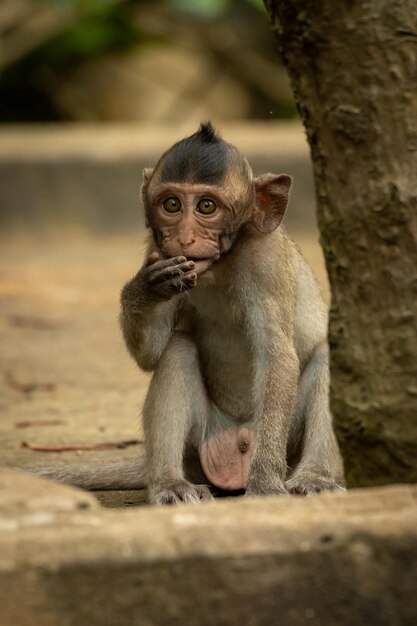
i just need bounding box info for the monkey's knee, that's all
[165,331,198,357]
[157,331,200,372]
[142,331,208,439]
[145,331,203,403]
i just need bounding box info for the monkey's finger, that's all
[149,261,196,284]
[167,272,197,290]
[156,273,197,296]
[146,255,188,274]
[146,257,189,282]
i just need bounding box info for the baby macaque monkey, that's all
[25,123,344,504]
[120,122,345,504]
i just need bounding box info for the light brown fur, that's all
[23,125,345,503]
[119,210,344,503]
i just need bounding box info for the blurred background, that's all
[0,0,295,123]
[0,0,315,233]
[0,1,321,489]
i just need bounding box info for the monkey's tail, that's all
[21,457,147,491]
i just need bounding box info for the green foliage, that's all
[24,2,144,70]
[167,0,266,19]
[0,1,147,121]
[0,0,293,122]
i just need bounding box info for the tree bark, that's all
[264,0,417,487]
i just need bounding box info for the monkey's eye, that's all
[163,197,181,213]
[196,199,217,215]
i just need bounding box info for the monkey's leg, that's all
[143,331,213,505]
[285,342,346,495]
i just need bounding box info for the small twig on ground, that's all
[15,419,64,428]
[5,372,56,394]
[21,439,143,452]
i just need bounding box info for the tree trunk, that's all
[264,0,417,487]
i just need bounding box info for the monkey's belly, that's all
[200,351,254,419]
[199,425,255,490]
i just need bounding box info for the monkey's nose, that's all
[178,235,196,248]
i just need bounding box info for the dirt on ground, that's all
[0,229,328,505]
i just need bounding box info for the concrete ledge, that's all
[0,122,315,233]
[0,469,416,626]
[0,468,97,517]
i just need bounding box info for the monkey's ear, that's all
[252,174,292,234]
[143,168,154,183]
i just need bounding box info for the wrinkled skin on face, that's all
[140,120,292,283]
[139,123,293,284]
[144,180,248,275]
[142,166,292,282]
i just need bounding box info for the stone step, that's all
[0,468,416,626]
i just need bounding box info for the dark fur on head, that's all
[159,122,228,185]
[144,123,257,233]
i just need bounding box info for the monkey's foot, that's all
[285,473,346,496]
[149,481,214,506]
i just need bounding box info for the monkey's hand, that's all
[140,252,197,301]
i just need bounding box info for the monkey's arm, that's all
[120,254,197,371]
[121,288,177,371]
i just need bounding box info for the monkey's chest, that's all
[186,289,257,490]
[188,291,255,420]
[200,334,253,418]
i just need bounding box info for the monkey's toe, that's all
[149,482,214,506]
[285,474,346,496]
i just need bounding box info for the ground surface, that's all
[0,230,327,506]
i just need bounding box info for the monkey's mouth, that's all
[187,255,217,275]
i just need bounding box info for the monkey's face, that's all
[141,123,292,275]
[145,182,244,275]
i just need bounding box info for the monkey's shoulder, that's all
[228,227,300,296]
